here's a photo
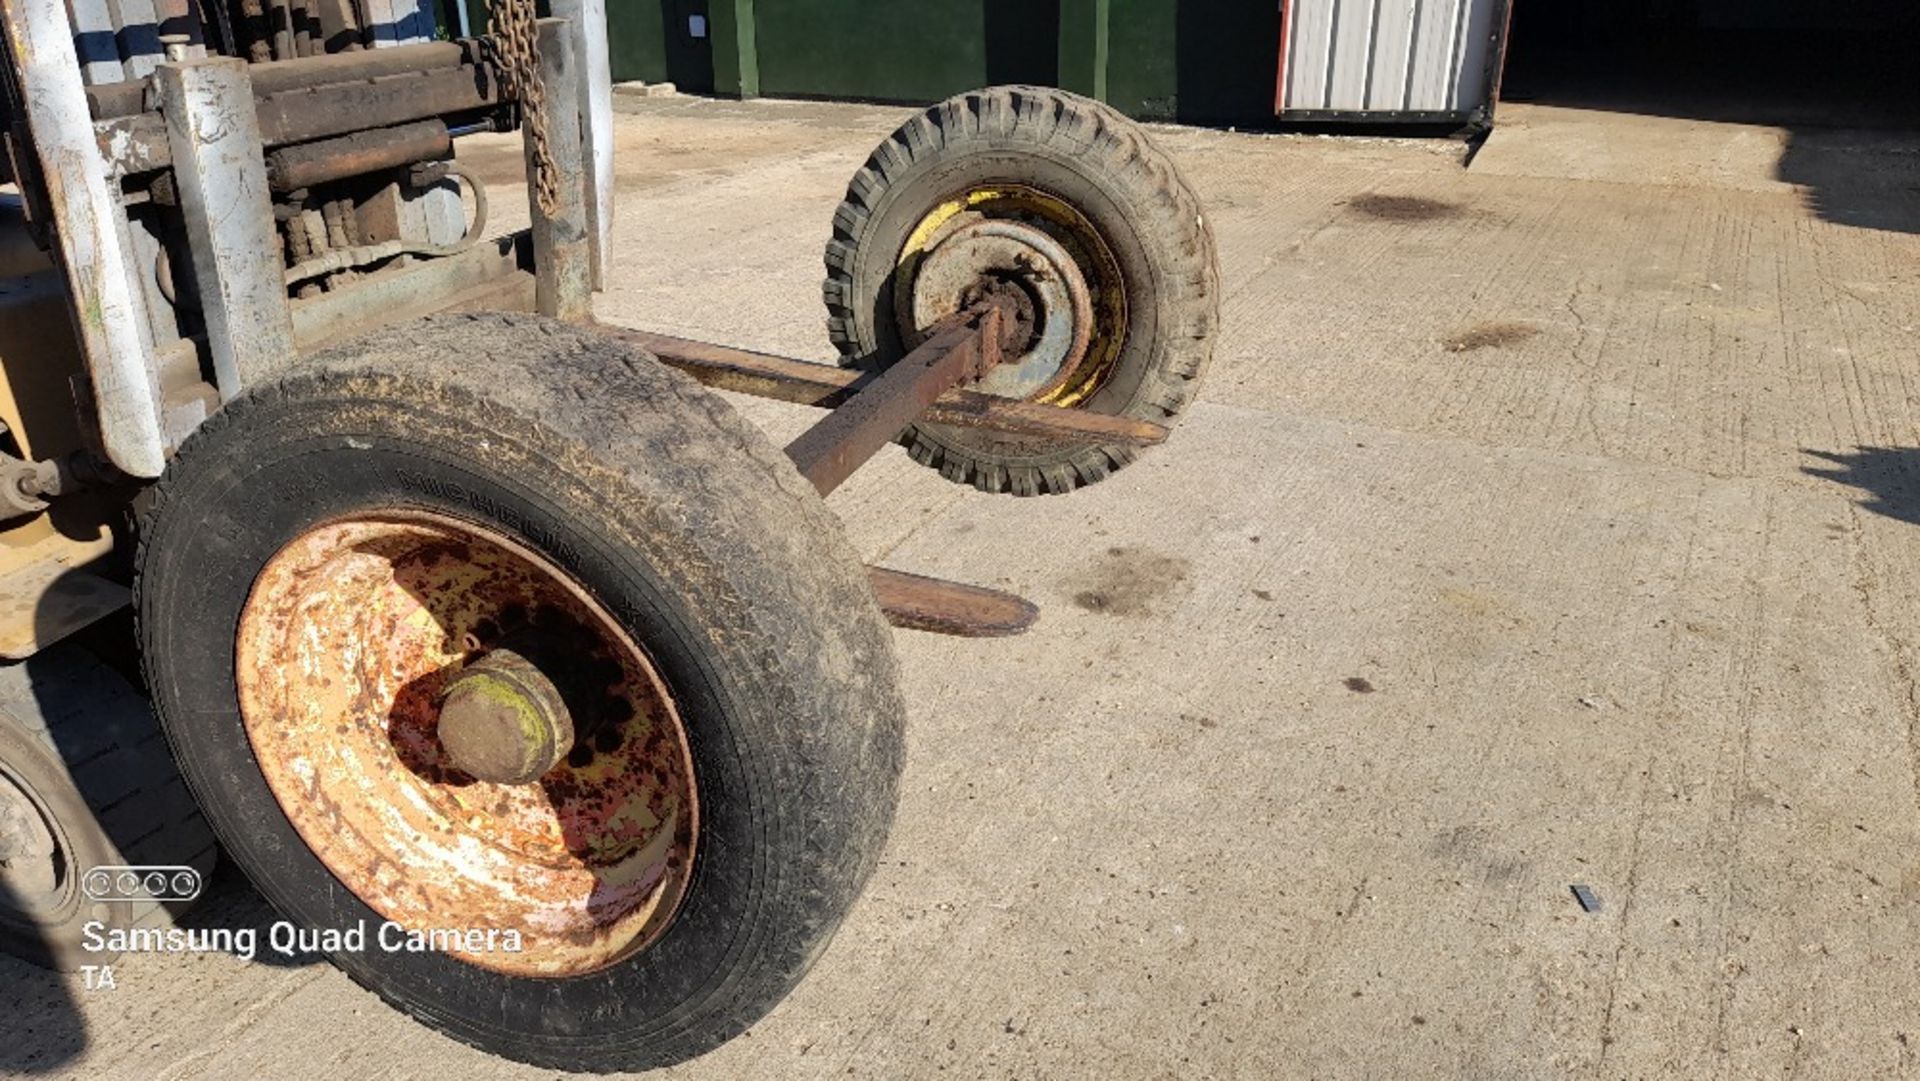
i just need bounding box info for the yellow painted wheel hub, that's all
[893,185,1127,408]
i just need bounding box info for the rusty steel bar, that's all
[784,301,1008,497]
[259,65,503,147]
[157,57,295,398]
[290,233,531,350]
[527,19,592,322]
[606,329,855,407]
[869,568,1039,638]
[96,62,505,177]
[601,326,1170,451]
[266,119,451,192]
[549,0,614,289]
[257,39,471,93]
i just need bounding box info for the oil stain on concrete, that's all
[1347,193,1463,222]
[1443,321,1541,354]
[1067,546,1191,618]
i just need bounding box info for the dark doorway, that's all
[1501,1,1920,129]
[984,0,1059,87]
[659,0,715,95]
[1174,0,1283,126]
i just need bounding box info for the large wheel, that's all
[824,85,1219,495]
[137,313,904,1071]
[0,643,216,970]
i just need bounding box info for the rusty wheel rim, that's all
[235,510,699,978]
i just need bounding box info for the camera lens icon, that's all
[82,865,204,903]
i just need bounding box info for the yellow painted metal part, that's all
[895,185,1128,408]
[0,213,122,654]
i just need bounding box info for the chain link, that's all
[487,0,560,217]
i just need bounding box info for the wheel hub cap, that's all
[894,184,1129,409]
[437,647,574,786]
[909,219,1095,400]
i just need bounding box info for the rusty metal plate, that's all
[869,567,1039,638]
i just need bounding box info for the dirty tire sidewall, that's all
[0,721,119,970]
[825,85,1219,495]
[137,314,905,1072]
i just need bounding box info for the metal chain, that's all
[488,0,560,217]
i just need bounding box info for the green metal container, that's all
[605,0,1282,126]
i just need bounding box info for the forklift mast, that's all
[0,0,611,657]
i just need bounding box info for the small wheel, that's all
[0,643,216,970]
[824,84,1219,495]
[137,313,904,1071]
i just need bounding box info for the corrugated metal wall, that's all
[1279,0,1503,117]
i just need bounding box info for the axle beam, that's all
[783,299,1012,498]
[606,298,1172,639]
[602,329,1168,457]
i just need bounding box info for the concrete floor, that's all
[10,98,1920,1079]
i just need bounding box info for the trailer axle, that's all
[610,294,1110,639]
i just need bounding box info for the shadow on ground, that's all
[0,875,85,1074]
[1804,447,1920,525]
[177,861,325,967]
[1776,132,1920,235]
